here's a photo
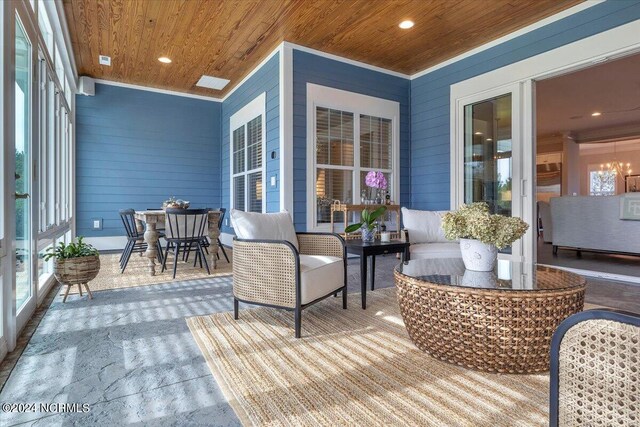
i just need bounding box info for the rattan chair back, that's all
[550,309,640,427]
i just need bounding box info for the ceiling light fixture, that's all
[486,138,493,142]
[158,57,172,64]
[399,20,414,29]
[474,131,483,135]
[98,55,111,66]
[591,111,602,117]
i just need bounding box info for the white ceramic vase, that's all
[459,238,498,272]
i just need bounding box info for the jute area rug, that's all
[66,250,233,294]
[187,287,575,427]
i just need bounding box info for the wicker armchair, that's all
[550,309,640,427]
[233,232,347,338]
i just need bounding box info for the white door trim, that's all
[450,19,640,266]
[451,83,525,260]
[279,44,294,215]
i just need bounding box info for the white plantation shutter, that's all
[247,116,262,171]
[360,115,391,169]
[233,127,245,174]
[233,176,245,211]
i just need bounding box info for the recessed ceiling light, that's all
[591,111,602,117]
[196,75,231,90]
[99,55,111,66]
[399,20,414,29]
[474,131,483,135]
[158,57,172,64]
[486,138,493,141]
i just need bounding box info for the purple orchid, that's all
[365,171,388,190]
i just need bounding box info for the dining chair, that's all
[194,208,229,262]
[161,208,210,278]
[119,209,164,273]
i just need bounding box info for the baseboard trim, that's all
[538,263,640,285]
[84,236,128,251]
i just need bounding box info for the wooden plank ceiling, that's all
[63,0,583,97]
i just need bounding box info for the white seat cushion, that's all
[410,242,461,259]
[299,255,344,304]
[401,208,453,244]
[230,210,299,250]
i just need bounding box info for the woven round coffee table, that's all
[394,258,586,374]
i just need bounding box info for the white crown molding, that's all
[92,79,223,102]
[409,0,604,80]
[283,41,410,79]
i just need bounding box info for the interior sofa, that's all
[550,195,640,255]
[401,208,461,259]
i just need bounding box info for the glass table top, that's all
[395,258,585,291]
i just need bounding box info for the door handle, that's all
[15,192,29,199]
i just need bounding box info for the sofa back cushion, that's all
[401,208,452,244]
[230,210,299,250]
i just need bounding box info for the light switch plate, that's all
[92,218,103,230]
[271,176,277,187]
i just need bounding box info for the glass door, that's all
[463,94,513,216]
[456,83,526,260]
[15,15,35,320]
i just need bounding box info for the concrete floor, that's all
[0,256,638,426]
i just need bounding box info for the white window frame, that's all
[306,83,400,231]
[229,92,266,214]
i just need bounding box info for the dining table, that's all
[134,209,222,276]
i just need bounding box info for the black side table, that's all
[345,239,410,309]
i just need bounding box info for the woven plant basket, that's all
[53,255,101,285]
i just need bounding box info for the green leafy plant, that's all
[345,206,387,233]
[441,202,529,249]
[43,236,99,261]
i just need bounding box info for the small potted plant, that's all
[44,237,100,301]
[442,203,528,271]
[345,206,387,243]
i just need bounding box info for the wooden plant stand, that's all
[62,283,94,303]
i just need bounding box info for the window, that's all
[307,84,399,230]
[590,170,616,196]
[37,1,53,54]
[315,108,354,223]
[230,93,265,213]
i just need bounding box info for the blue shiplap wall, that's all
[221,53,280,232]
[292,50,411,230]
[410,0,640,210]
[75,83,221,237]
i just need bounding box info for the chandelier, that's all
[599,160,632,177]
[599,141,633,177]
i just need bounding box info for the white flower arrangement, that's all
[442,202,529,249]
